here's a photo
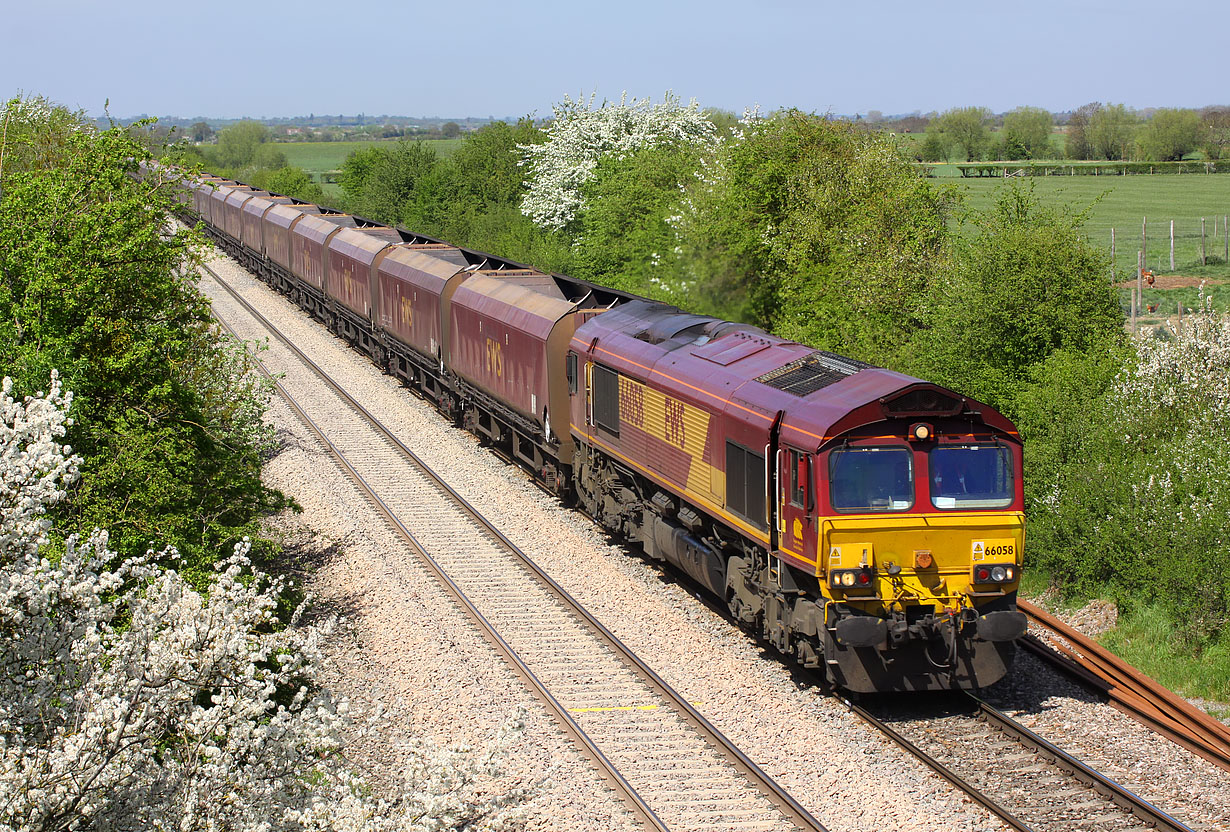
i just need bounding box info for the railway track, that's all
[199,263,828,832]
[849,693,1194,832]
[1020,601,1230,774]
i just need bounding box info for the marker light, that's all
[972,564,1017,585]
[909,422,934,442]
[831,569,876,591]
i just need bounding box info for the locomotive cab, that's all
[780,384,1028,691]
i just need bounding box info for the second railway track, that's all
[200,262,828,832]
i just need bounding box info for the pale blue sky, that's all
[6,0,1227,119]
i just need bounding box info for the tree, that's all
[441,120,461,139]
[679,110,955,367]
[1001,106,1054,159]
[211,119,273,169]
[1201,106,1230,159]
[520,91,718,231]
[188,120,214,143]
[910,183,1122,413]
[337,140,439,225]
[919,127,949,162]
[572,143,701,298]
[250,165,324,202]
[1088,103,1136,160]
[446,118,543,209]
[1137,108,1206,161]
[935,106,991,162]
[0,100,288,576]
[1065,102,1101,160]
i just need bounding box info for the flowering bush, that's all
[520,91,717,231]
[1022,295,1230,642]
[0,375,531,830]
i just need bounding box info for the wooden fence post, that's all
[1142,217,1147,278]
[1170,220,1175,271]
[1202,217,1207,266]
[1137,249,1143,323]
[1111,227,1116,283]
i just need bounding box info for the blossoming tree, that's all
[519,91,717,232]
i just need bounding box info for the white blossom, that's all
[519,91,718,231]
[0,378,534,830]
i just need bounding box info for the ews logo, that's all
[400,297,414,329]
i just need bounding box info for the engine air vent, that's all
[756,352,868,396]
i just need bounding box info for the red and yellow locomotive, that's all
[157,162,1027,693]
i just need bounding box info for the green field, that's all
[278,138,465,180]
[941,173,1230,281]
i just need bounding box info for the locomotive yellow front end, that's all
[807,387,1028,692]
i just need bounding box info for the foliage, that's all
[338,139,439,225]
[1137,107,1206,162]
[520,91,718,232]
[571,144,701,299]
[1023,298,1230,644]
[1201,105,1230,160]
[1001,106,1053,160]
[910,183,1122,413]
[679,110,954,366]
[1065,102,1101,160]
[1089,103,1137,161]
[250,164,325,202]
[0,101,287,579]
[188,120,214,143]
[212,119,275,169]
[934,106,991,162]
[918,127,948,162]
[0,378,534,830]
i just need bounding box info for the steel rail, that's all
[969,694,1194,832]
[202,263,829,832]
[1020,601,1230,773]
[838,697,1031,832]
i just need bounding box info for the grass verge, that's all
[1101,602,1230,709]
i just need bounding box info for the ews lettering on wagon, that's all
[400,297,413,329]
[485,337,504,378]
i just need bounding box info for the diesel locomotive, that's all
[150,161,1028,693]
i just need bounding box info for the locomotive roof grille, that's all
[756,352,869,396]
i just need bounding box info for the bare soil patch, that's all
[1115,275,1226,289]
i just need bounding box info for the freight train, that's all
[146,161,1029,693]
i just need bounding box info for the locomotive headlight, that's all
[840,572,855,587]
[990,566,1008,582]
